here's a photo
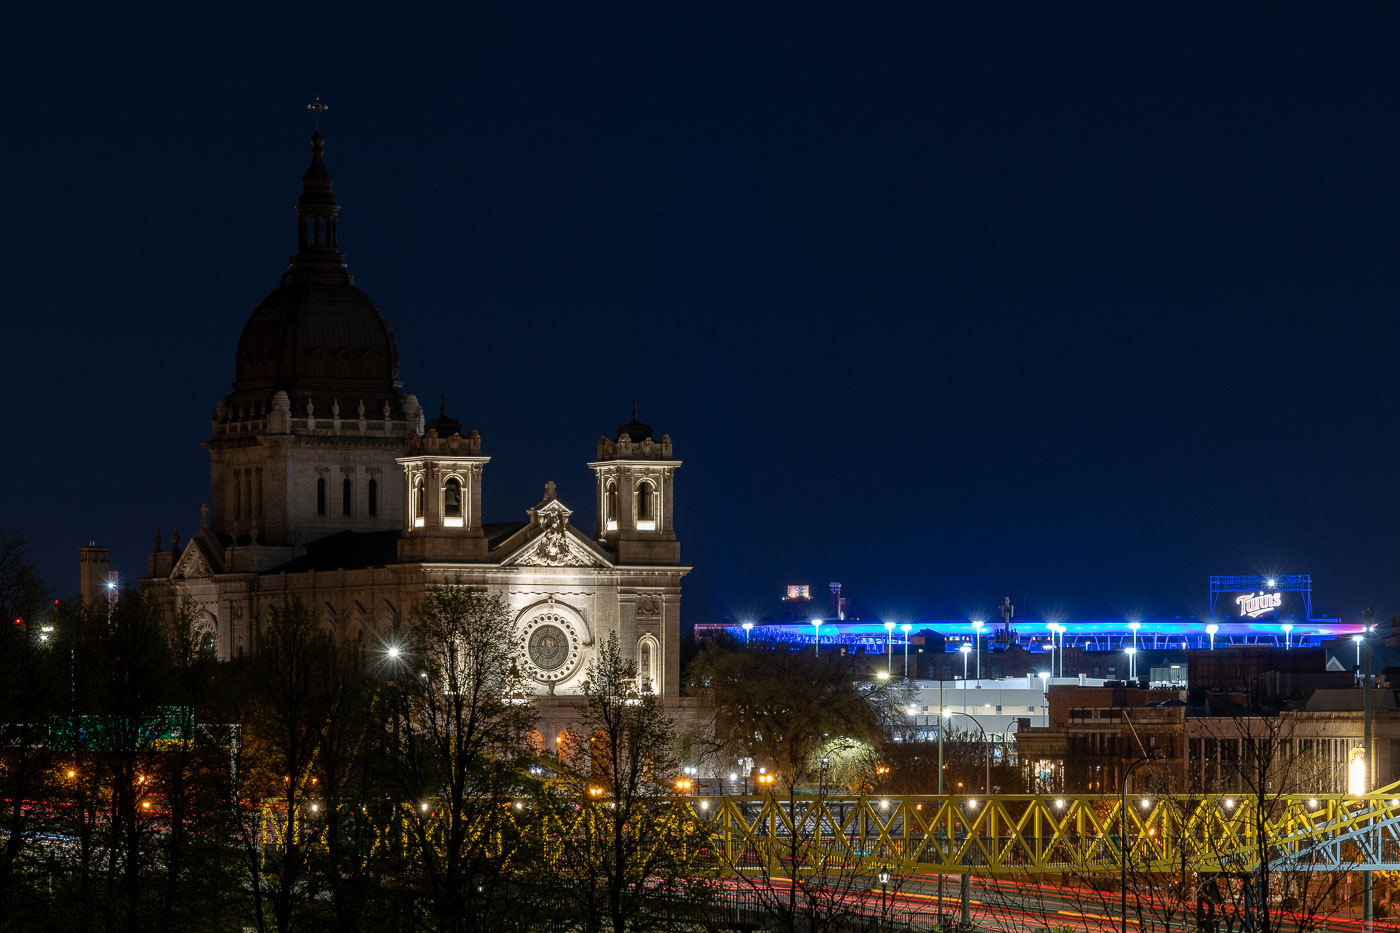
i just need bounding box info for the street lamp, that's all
[1206,623,1218,651]
[878,865,893,932]
[971,619,984,681]
[1039,671,1050,726]
[1354,633,1364,675]
[1125,645,1137,681]
[900,623,912,678]
[1120,754,1160,933]
[741,621,753,644]
[884,621,896,672]
[1281,623,1293,650]
[811,618,822,655]
[946,709,992,794]
[959,644,971,712]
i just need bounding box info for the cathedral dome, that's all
[226,130,402,412]
[232,283,400,407]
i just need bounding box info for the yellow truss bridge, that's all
[696,786,1400,876]
[260,784,1400,878]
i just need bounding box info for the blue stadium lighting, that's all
[700,616,1360,654]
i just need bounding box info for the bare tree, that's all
[543,631,714,933]
[688,639,910,933]
[387,586,537,933]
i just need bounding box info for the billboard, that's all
[786,585,811,599]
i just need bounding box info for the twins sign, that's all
[1236,591,1283,618]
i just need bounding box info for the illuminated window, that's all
[443,477,463,527]
[368,478,377,516]
[636,479,656,531]
[316,478,326,516]
[413,477,425,528]
[342,477,352,516]
[605,480,618,532]
[638,635,659,693]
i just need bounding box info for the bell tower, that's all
[588,405,680,565]
[396,402,490,562]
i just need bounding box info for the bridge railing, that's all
[256,784,1400,877]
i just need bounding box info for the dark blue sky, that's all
[4,5,1397,624]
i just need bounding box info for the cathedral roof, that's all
[615,402,653,442]
[227,130,402,411]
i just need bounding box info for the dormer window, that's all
[443,477,464,527]
[635,479,656,531]
[413,477,425,528]
[605,480,618,532]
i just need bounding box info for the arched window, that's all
[413,477,425,527]
[342,477,353,516]
[316,477,326,516]
[635,480,656,530]
[443,477,464,527]
[368,478,378,516]
[638,638,656,693]
[605,480,618,532]
[198,631,217,660]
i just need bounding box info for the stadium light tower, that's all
[960,644,972,712]
[884,621,896,671]
[971,619,984,681]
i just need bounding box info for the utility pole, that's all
[1363,607,1375,923]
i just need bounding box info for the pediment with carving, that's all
[172,541,214,580]
[501,499,610,569]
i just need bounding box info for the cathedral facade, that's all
[138,130,690,744]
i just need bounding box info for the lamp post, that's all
[1206,623,1218,651]
[812,618,821,655]
[971,619,984,681]
[945,710,992,794]
[938,679,945,793]
[884,621,896,672]
[960,644,971,713]
[741,621,753,645]
[1354,633,1364,678]
[1125,645,1137,682]
[1281,623,1292,650]
[901,623,912,678]
[1039,670,1050,726]
[878,865,892,933]
[1120,754,1159,933]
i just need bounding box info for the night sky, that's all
[5,6,1398,625]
